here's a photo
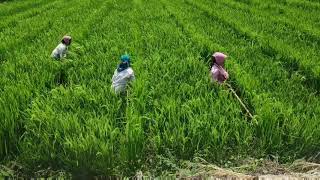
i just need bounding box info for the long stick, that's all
[225,83,254,119]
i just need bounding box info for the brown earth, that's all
[1,159,320,179]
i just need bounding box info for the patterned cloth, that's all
[111,67,135,93]
[51,43,68,59]
[211,63,229,84]
[211,52,228,83]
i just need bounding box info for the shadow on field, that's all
[199,47,214,70]
[54,66,69,86]
[52,60,76,87]
[115,94,128,129]
[184,0,319,95]
[0,49,5,64]
[261,45,320,95]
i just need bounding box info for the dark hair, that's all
[210,56,216,69]
[61,39,72,45]
[117,62,129,72]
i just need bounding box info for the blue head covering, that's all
[121,54,130,64]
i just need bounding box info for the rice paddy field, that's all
[0,0,320,177]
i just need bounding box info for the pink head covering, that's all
[211,52,229,84]
[62,35,72,45]
[212,52,227,65]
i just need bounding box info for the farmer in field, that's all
[111,54,135,94]
[51,35,72,60]
[210,52,229,84]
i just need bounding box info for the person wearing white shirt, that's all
[51,35,72,60]
[111,55,135,94]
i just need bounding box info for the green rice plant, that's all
[164,0,320,160]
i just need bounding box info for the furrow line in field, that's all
[0,0,68,32]
[0,0,107,160]
[19,0,146,172]
[44,0,113,88]
[0,0,51,21]
[0,0,32,14]
[160,0,256,120]
[215,0,320,72]
[286,0,320,10]
[177,0,320,155]
[186,0,320,94]
[208,0,320,94]
[0,0,79,64]
[233,0,320,22]
[0,0,46,16]
[137,0,252,159]
[183,0,320,108]
[220,0,320,44]
[0,0,91,65]
[12,0,109,88]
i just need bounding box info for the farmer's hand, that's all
[218,73,227,82]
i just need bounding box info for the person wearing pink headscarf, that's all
[210,52,229,84]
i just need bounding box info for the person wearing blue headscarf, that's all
[111,54,135,94]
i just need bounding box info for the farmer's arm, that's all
[61,46,67,58]
[129,72,135,81]
[63,46,68,57]
[218,73,226,82]
[57,44,64,59]
[210,67,218,82]
[112,70,118,82]
[221,70,229,82]
[126,69,135,81]
[57,44,67,58]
